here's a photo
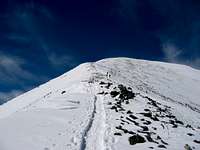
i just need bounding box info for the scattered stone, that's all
[128,87,132,90]
[149,147,154,149]
[186,124,192,128]
[140,126,149,131]
[125,101,129,104]
[121,119,130,124]
[98,91,104,95]
[105,82,112,89]
[110,91,120,98]
[126,117,139,126]
[143,120,152,125]
[107,102,112,105]
[110,106,118,112]
[121,122,125,125]
[161,140,168,145]
[193,140,200,144]
[128,131,136,135]
[114,132,122,136]
[187,133,194,136]
[157,136,161,140]
[145,134,159,144]
[184,144,192,150]
[152,127,157,130]
[128,134,146,145]
[127,110,133,114]
[144,109,150,112]
[116,125,135,134]
[166,115,176,119]
[172,124,178,128]
[99,81,106,85]
[140,112,159,121]
[158,145,166,148]
[61,91,66,94]
[140,112,152,118]
[175,119,184,125]
[129,114,138,120]
[118,85,135,100]
[169,120,175,125]
[152,116,159,121]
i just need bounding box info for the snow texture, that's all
[0,58,200,150]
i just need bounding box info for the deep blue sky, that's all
[0,0,200,103]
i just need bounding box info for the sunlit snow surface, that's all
[0,58,200,150]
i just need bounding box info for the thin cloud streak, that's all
[161,42,200,69]
[162,42,182,62]
[0,52,48,84]
[0,89,24,104]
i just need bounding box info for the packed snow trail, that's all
[81,63,107,150]
[84,88,107,150]
[80,95,97,150]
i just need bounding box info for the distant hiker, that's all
[184,144,192,150]
[106,72,111,79]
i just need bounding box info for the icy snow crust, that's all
[0,58,200,150]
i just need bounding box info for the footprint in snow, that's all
[71,137,78,145]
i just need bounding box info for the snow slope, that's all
[0,57,200,150]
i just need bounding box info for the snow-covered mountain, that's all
[0,58,200,150]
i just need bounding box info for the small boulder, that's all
[61,91,66,94]
[110,91,120,98]
[128,134,146,145]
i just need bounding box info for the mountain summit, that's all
[0,58,200,150]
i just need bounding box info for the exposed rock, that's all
[158,145,166,148]
[110,91,120,98]
[127,110,133,114]
[184,144,192,150]
[193,140,200,144]
[129,114,138,120]
[175,119,184,125]
[161,140,168,145]
[61,91,66,94]
[187,133,194,136]
[99,81,106,85]
[145,134,159,144]
[128,134,146,145]
[114,132,122,136]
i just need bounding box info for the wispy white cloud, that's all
[0,90,24,104]
[5,33,31,43]
[0,52,47,84]
[48,52,77,68]
[185,58,200,69]
[0,52,49,103]
[161,42,200,69]
[2,1,55,48]
[162,42,182,62]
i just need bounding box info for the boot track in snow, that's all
[80,96,97,150]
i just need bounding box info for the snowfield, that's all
[0,58,200,150]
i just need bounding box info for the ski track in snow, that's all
[80,95,97,150]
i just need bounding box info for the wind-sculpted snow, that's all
[0,58,200,150]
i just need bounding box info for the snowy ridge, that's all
[0,58,200,150]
